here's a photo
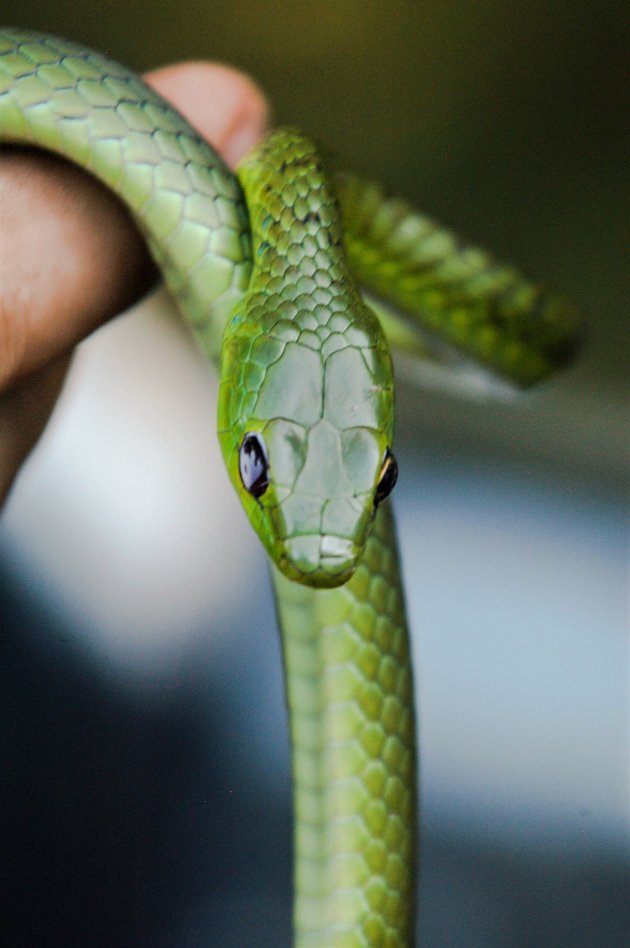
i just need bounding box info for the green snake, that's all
[0,29,580,946]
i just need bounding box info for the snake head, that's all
[217,291,397,589]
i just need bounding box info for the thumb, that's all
[145,62,270,167]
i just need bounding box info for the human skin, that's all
[0,61,269,504]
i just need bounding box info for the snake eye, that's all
[239,432,269,498]
[375,448,398,506]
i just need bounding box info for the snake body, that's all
[0,28,580,946]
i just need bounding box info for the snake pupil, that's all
[239,433,269,498]
[375,448,398,506]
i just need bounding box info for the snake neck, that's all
[237,128,351,294]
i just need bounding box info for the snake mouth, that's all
[281,534,358,588]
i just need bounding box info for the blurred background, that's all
[1,2,628,945]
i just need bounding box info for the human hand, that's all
[0,61,269,504]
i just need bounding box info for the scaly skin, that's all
[216,131,413,942]
[1,27,580,947]
[273,502,415,946]
[218,130,395,587]
[336,174,581,386]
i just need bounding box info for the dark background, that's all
[2,3,628,946]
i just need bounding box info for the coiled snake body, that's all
[0,29,579,946]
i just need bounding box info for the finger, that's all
[0,146,158,389]
[0,63,269,391]
[145,62,270,166]
[0,353,71,506]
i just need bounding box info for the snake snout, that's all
[283,533,358,588]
